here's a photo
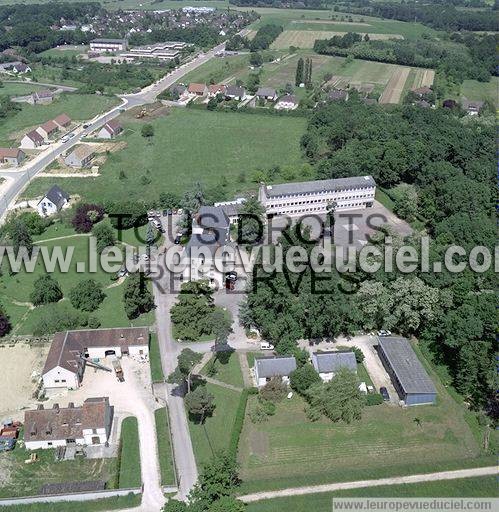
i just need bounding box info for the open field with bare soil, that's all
[379,67,410,104]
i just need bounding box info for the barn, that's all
[377,337,437,406]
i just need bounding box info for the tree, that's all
[210,309,233,347]
[260,377,288,403]
[249,52,263,67]
[0,302,11,337]
[69,279,105,312]
[72,203,104,233]
[393,184,418,222]
[141,123,154,138]
[92,221,116,254]
[237,196,265,245]
[30,274,63,306]
[122,272,155,319]
[159,192,180,210]
[10,219,32,255]
[290,364,321,395]
[246,73,260,94]
[306,368,364,423]
[208,496,246,512]
[185,385,215,423]
[295,57,304,86]
[163,499,189,512]
[167,348,203,393]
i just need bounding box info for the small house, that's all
[188,83,208,96]
[24,398,112,450]
[312,351,357,382]
[29,90,54,105]
[64,145,95,168]
[0,148,25,166]
[412,86,432,97]
[225,85,246,101]
[36,120,59,140]
[37,185,70,216]
[20,129,45,149]
[12,63,31,74]
[254,356,297,388]
[328,89,348,102]
[462,99,484,116]
[97,119,123,139]
[53,113,72,129]
[275,94,298,110]
[255,87,277,101]
[208,84,226,97]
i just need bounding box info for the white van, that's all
[260,341,274,351]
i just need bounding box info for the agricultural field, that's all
[245,476,499,512]
[21,107,307,204]
[0,82,49,98]
[460,77,498,106]
[38,45,88,59]
[0,93,120,146]
[237,353,489,494]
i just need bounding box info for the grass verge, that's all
[118,417,141,489]
[154,408,176,486]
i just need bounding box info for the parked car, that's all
[260,341,275,351]
[377,329,392,337]
[225,271,237,282]
[61,135,70,143]
[116,267,128,278]
[174,234,182,245]
[83,123,90,129]
[380,387,390,401]
[68,132,76,139]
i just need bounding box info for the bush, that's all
[365,393,384,406]
[69,279,106,312]
[87,315,101,329]
[290,363,321,395]
[260,376,288,403]
[351,346,364,363]
[32,304,88,336]
[92,221,116,254]
[30,274,63,306]
[71,203,105,233]
[228,387,257,458]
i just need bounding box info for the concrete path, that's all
[203,376,243,393]
[238,352,253,388]
[239,466,499,503]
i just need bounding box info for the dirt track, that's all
[379,67,410,104]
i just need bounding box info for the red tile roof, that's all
[188,83,207,94]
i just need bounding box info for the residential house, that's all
[24,397,113,450]
[0,61,22,73]
[20,130,45,149]
[37,185,70,216]
[0,148,25,166]
[254,356,297,387]
[36,120,59,140]
[312,351,357,382]
[328,89,348,102]
[462,99,484,115]
[415,100,431,109]
[12,63,31,74]
[42,327,149,390]
[208,84,226,97]
[258,175,376,217]
[64,145,95,168]
[53,113,72,129]
[412,86,432,97]
[97,119,123,139]
[214,198,246,225]
[225,85,246,101]
[255,87,277,101]
[377,336,437,406]
[188,83,208,96]
[89,38,128,52]
[275,94,298,110]
[170,84,187,99]
[29,90,54,105]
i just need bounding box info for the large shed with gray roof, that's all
[377,337,436,406]
[312,351,357,382]
[254,355,297,387]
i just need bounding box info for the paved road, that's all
[0,42,225,222]
[239,466,499,503]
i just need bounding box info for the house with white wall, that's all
[254,356,297,388]
[36,185,70,217]
[311,351,357,382]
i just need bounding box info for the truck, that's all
[112,359,125,382]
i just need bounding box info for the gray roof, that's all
[462,99,484,111]
[278,94,298,104]
[378,337,436,395]
[255,356,297,378]
[226,85,245,97]
[91,38,127,44]
[256,87,276,98]
[186,206,231,254]
[197,206,229,230]
[220,203,243,218]
[44,185,69,207]
[312,351,357,374]
[263,175,376,198]
[328,89,348,101]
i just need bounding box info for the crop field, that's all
[379,67,410,104]
[238,361,484,494]
[412,68,435,89]
[21,108,307,204]
[271,30,402,50]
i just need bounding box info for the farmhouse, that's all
[208,84,226,97]
[254,356,297,387]
[36,120,59,140]
[225,85,246,101]
[412,86,432,97]
[12,63,31,74]
[328,89,348,102]
[42,327,149,391]
[312,351,357,382]
[258,175,376,217]
[188,83,208,96]
[24,397,112,450]
[0,61,22,73]
[275,94,298,110]
[20,129,45,149]
[29,90,54,105]
[181,205,235,288]
[462,99,484,116]
[0,148,25,166]
[255,87,277,101]
[97,119,123,139]
[53,113,72,129]
[36,185,70,216]
[90,38,128,52]
[64,144,95,168]
[215,198,246,225]
[377,337,437,406]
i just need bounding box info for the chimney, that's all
[53,403,60,413]
[120,333,124,338]
[30,422,37,436]
[37,404,44,410]
[68,402,74,408]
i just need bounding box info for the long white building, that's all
[89,38,128,52]
[258,176,376,217]
[121,41,190,61]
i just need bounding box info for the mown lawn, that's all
[0,93,120,144]
[21,108,307,205]
[460,77,498,106]
[118,416,141,488]
[155,407,176,486]
[0,82,48,97]
[201,352,245,389]
[238,357,484,493]
[245,476,499,512]
[188,382,241,468]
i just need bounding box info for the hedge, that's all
[228,387,257,460]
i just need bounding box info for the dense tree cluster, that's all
[122,272,155,319]
[249,23,283,51]
[130,26,221,48]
